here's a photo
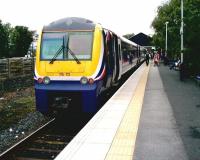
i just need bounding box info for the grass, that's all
[0,87,35,131]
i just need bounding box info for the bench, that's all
[195,75,200,86]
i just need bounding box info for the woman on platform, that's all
[153,52,160,66]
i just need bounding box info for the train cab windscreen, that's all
[41,32,93,61]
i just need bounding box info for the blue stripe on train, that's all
[95,60,105,79]
[35,80,103,113]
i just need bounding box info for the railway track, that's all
[0,63,142,160]
[0,111,93,160]
[0,118,56,160]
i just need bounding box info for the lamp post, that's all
[165,21,169,56]
[180,0,184,81]
[180,0,184,63]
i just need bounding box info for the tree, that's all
[151,0,181,58]
[183,0,200,74]
[0,20,10,58]
[9,26,33,57]
[152,0,200,75]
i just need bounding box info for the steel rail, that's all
[0,118,55,157]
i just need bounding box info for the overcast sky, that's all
[0,0,167,36]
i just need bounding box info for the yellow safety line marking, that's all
[105,65,150,160]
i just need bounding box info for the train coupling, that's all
[52,97,72,109]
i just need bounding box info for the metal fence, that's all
[0,57,35,81]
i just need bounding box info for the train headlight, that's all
[80,77,88,84]
[43,76,50,84]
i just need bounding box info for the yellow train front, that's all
[34,17,145,114]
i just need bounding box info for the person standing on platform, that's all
[145,52,150,66]
[153,52,160,66]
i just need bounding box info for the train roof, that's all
[43,17,144,49]
[120,36,138,47]
[103,28,141,48]
[43,17,96,31]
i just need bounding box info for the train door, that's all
[102,30,113,88]
[106,31,115,87]
[137,45,141,65]
[113,34,121,82]
[111,34,117,84]
[102,31,122,88]
[118,38,122,79]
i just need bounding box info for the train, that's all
[34,17,145,114]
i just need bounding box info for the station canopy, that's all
[129,32,152,46]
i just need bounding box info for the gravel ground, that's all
[0,83,51,155]
[0,111,50,154]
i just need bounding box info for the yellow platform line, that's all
[105,65,150,160]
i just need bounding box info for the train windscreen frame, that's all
[40,31,93,61]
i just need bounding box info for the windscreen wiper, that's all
[67,47,81,64]
[49,45,81,64]
[49,36,65,64]
[65,36,81,64]
[49,45,64,64]
[49,35,81,64]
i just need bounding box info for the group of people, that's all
[145,50,160,66]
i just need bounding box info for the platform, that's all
[55,62,194,160]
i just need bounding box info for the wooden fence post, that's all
[22,58,25,76]
[8,58,10,79]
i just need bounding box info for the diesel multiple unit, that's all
[34,17,145,113]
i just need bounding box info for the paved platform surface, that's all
[134,62,200,160]
[55,63,148,160]
[55,62,200,160]
[158,64,200,160]
[134,63,188,160]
